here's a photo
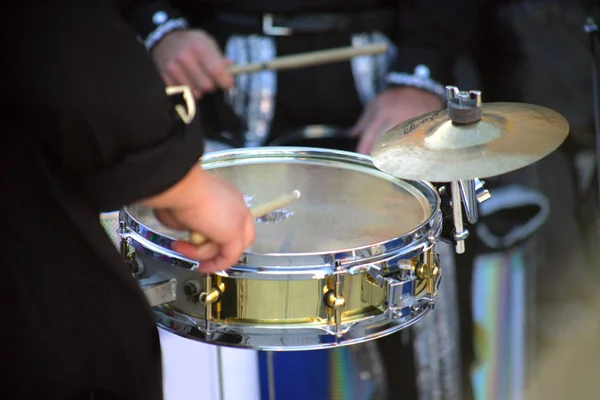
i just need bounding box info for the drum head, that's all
[125,148,438,256]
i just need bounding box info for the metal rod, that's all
[217,346,225,400]
[451,181,466,254]
[267,352,276,400]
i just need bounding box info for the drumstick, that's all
[228,43,387,76]
[189,190,302,246]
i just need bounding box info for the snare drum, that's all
[119,147,443,351]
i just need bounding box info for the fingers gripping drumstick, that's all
[189,190,302,246]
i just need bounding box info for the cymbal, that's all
[370,102,569,182]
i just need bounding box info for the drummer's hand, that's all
[151,29,234,99]
[350,87,444,155]
[141,165,255,273]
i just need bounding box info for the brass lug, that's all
[324,264,345,336]
[412,251,441,297]
[325,291,346,309]
[199,289,220,305]
[200,275,225,331]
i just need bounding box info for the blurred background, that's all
[455,1,600,399]
[117,0,600,398]
[470,0,600,399]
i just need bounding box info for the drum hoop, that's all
[121,147,442,273]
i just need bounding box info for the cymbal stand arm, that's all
[451,181,468,254]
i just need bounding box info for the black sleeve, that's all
[2,0,204,211]
[391,0,491,84]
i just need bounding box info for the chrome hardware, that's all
[451,181,468,254]
[385,277,408,311]
[446,85,483,125]
[325,262,345,336]
[474,178,492,203]
[459,179,479,224]
[446,86,482,107]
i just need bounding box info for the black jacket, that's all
[0,0,204,398]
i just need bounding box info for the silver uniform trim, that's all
[225,35,277,147]
[350,32,397,105]
[144,17,190,51]
[225,36,250,123]
[413,241,462,400]
[386,69,447,102]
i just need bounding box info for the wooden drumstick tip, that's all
[189,231,205,246]
[249,189,302,219]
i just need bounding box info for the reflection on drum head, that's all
[128,157,434,255]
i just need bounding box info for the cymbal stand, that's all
[445,86,491,253]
